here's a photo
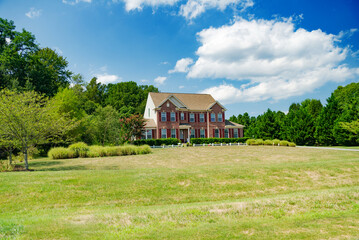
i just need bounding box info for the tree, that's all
[118,114,146,143]
[86,105,121,146]
[315,94,341,145]
[340,120,359,135]
[0,90,75,170]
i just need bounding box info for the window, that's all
[214,129,219,138]
[218,113,223,122]
[200,129,205,138]
[224,129,229,138]
[161,112,166,122]
[233,129,239,138]
[200,113,204,122]
[141,131,146,139]
[161,129,167,138]
[146,130,152,139]
[180,130,184,139]
[171,112,176,122]
[180,112,184,120]
[190,113,195,122]
[190,129,195,138]
[171,129,176,138]
[211,113,216,122]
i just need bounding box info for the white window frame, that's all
[170,112,176,122]
[161,112,166,122]
[200,129,205,138]
[224,129,229,138]
[218,113,223,122]
[171,129,176,138]
[190,129,195,138]
[146,130,152,139]
[161,129,167,138]
[211,113,216,122]
[190,113,195,122]
[233,129,239,138]
[200,113,204,122]
[180,112,184,120]
[214,129,219,138]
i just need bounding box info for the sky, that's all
[1,0,359,117]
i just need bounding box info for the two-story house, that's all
[142,92,244,142]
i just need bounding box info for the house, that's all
[142,92,244,142]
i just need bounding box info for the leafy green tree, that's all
[0,90,75,170]
[86,77,105,106]
[86,106,121,146]
[340,120,359,135]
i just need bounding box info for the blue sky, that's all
[1,0,359,117]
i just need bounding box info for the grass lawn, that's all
[1,146,359,239]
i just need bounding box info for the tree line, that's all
[229,82,359,146]
[0,18,158,167]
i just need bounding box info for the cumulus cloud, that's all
[176,18,359,103]
[95,73,121,84]
[62,0,92,5]
[25,8,42,19]
[121,0,252,19]
[154,76,167,84]
[169,58,194,73]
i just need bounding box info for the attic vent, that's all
[167,102,170,107]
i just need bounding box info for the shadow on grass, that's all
[30,161,88,171]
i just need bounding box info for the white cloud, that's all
[179,0,253,20]
[154,76,167,85]
[122,0,179,11]
[179,85,185,89]
[177,18,359,103]
[95,73,121,84]
[121,0,252,19]
[169,58,194,73]
[25,8,42,19]
[62,0,92,5]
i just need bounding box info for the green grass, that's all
[1,146,359,239]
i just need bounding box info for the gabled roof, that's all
[225,120,245,128]
[149,92,219,111]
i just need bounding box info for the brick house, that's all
[142,92,244,142]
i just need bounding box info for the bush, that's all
[191,137,249,145]
[264,139,273,145]
[136,145,152,154]
[69,142,89,158]
[246,139,256,145]
[48,147,71,159]
[134,138,180,146]
[279,140,289,146]
[273,139,280,146]
[288,142,296,147]
[255,139,264,145]
[0,160,15,172]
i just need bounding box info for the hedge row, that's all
[190,137,250,144]
[48,142,152,159]
[133,138,181,146]
[246,139,296,147]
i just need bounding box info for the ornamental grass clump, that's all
[264,139,274,145]
[135,145,151,154]
[246,139,256,145]
[288,142,296,147]
[273,139,280,146]
[255,139,264,145]
[279,140,289,146]
[69,142,89,158]
[48,147,71,159]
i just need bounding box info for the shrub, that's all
[134,138,180,146]
[255,139,264,145]
[288,142,296,147]
[120,145,137,156]
[191,137,249,145]
[264,139,273,145]
[279,140,289,146]
[103,146,119,157]
[69,142,89,158]
[273,139,280,146]
[89,146,107,157]
[246,139,256,145]
[48,147,71,159]
[0,160,15,172]
[136,145,151,154]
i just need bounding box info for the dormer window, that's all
[211,113,216,122]
[180,112,184,120]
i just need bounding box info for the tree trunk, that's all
[9,148,12,165]
[24,145,29,170]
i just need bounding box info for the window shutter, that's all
[204,114,207,122]
[152,129,155,139]
[158,112,161,122]
[167,112,170,122]
[213,129,215,137]
[176,112,178,122]
[167,129,170,138]
[223,112,225,122]
[205,129,207,138]
[176,129,179,139]
[184,112,187,120]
